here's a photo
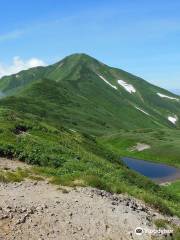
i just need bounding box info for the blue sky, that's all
[0,0,180,90]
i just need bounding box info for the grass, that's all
[0,168,29,183]
[0,167,45,183]
[1,52,180,138]
[154,219,168,229]
[28,175,44,181]
[154,219,180,240]
[0,53,179,224]
[99,128,180,167]
[164,181,180,198]
[0,108,178,217]
[31,155,180,217]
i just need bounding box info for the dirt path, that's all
[0,158,178,240]
[0,158,29,171]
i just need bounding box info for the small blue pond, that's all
[122,157,180,183]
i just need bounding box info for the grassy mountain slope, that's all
[100,128,180,167]
[0,78,162,135]
[0,54,179,216]
[0,54,180,135]
[0,107,179,216]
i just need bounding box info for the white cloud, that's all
[0,57,46,78]
[0,30,24,42]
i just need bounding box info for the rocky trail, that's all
[0,158,179,240]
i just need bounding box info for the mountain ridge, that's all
[0,53,178,95]
[0,53,179,134]
[0,53,179,223]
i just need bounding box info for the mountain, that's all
[0,53,179,218]
[0,53,179,135]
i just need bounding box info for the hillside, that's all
[0,107,179,217]
[0,53,179,228]
[0,54,179,135]
[1,158,180,240]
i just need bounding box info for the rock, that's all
[20,207,27,213]
[16,215,26,224]
[1,214,8,219]
[27,207,36,214]
[9,213,14,219]
[112,196,118,201]
[36,206,44,211]
[146,215,152,222]
[77,226,83,231]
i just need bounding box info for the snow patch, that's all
[117,80,136,94]
[98,75,117,90]
[168,115,178,125]
[130,143,151,152]
[157,93,179,101]
[135,106,150,116]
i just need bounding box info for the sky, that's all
[0,0,180,91]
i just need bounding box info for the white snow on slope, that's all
[130,143,151,152]
[98,75,117,90]
[168,115,178,124]
[157,93,179,101]
[135,106,150,116]
[117,80,136,94]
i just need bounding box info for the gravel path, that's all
[0,158,178,240]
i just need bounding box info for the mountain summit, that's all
[0,53,179,134]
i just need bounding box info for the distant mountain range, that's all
[0,53,179,135]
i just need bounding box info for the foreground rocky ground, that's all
[0,158,179,240]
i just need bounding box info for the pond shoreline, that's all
[154,171,180,184]
[122,157,180,184]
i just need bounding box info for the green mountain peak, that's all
[0,53,179,134]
